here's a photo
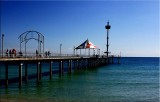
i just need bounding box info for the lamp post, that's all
[98,49,100,56]
[60,44,62,56]
[105,21,111,58]
[2,34,4,58]
[73,46,75,56]
[40,41,42,56]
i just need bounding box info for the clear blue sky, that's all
[0,0,159,57]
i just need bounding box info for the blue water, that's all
[0,57,159,102]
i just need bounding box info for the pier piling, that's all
[74,60,76,69]
[39,62,42,79]
[25,63,28,83]
[5,63,8,88]
[59,61,63,76]
[68,60,72,74]
[50,61,53,79]
[19,63,23,88]
[118,55,120,64]
[37,62,40,83]
[76,60,79,70]
[112,56,114,64]
[87,59,90,68]
[0,56,118,87]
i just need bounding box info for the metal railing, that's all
[0,52,106,59]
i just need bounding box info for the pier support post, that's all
[112,56,114,64]
[101,59,103,66]
[39,62,42,79]
[84,59,86,69]
[69,60,72,74]
[19,63,23,88]
[93,60,95,68]
[91,59,93,68]
[5,63,8,88]
[87,59,90,68]
[96,59,97,67]
[25,63,28,83]
[77,60,79,70]
[37,62,40,83]
[50,61,53,79]
[118,55,120,64]
[68,60,70,74]
[59,61,63,76]
[70,60,72,73]
[62,61,64,74]
[105,58,107,64]
[79,60,81,70]
[82,59,84,69]
[97,59,99,67]
[74,60,76,70]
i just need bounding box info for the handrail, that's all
[0,51,109,59]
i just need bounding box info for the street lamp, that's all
[2,34,4,58]
[60,44,62,56]
[98,49,100,56]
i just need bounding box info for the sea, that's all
[0,57,159,102]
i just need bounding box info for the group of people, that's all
[6,49,17,58]
[5,49,50,58]
[36,50,51,58]
[45,51,51,57]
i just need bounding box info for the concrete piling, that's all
[50,61,53,79]
[19,63,23,88]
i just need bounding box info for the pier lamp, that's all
[105,21,111,58]
[2,34,4,58]
[99,49,100,56]
[60,44,62,56]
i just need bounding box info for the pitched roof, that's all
[75,39,97,49]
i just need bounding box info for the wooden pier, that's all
[0,22,121,88]
[0,56,120,88]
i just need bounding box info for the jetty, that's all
[0,55,121,88]
[0,21,120,88]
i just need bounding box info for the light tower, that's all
[105,21,111,58]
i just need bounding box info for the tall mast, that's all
[105,21,111,58]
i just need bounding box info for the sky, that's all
[0,0,159,57]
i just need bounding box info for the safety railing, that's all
[0,52,106,59]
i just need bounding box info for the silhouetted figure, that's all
[6,49,8,57]
[36,50,38,57]
[12,49,16,58]
[48,51,50,57]
[45,51,48,57]
[9,50,12,58]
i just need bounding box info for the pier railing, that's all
[0,52,107,59]
[0,51,121,64]
[0,51,121,88]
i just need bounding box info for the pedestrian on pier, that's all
[36,50,38,57]
[12,49,16,58]
[45,51,48,57]
[6,49,9,57]
[45,51,50,57]
[48,51,50,57]
[9,49,12,58]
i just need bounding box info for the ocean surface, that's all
[0,57,159,102]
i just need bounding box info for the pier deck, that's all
[0,56,113,88]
